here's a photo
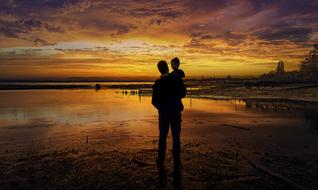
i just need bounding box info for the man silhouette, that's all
[152,60,186,184]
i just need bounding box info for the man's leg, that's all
[170,112,181,168]
[170,112,182,187]
[158,112,169,167]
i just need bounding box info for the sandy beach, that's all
[0,88,317,189]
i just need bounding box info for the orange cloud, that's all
[0,0,317,79]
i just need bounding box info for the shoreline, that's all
[1,84,318,106]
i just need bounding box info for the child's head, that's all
[171,57,180,71]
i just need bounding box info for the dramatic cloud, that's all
[0,0,317,79]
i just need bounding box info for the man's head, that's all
[157,60,169,74]
[171,57,180,70]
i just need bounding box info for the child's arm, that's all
[151,80,160,110]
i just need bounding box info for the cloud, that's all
[44,24,65,33]
[0,0,317,77]
[1,0,315,45]
[256,26,312,42]
[185,0,229,13]
[0,18,65,46]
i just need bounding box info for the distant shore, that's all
[0,84,93,90]
[1,81,318,105]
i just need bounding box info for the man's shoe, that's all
[172,169,181,187]
[174,161,182,171]
[156,159,166,187]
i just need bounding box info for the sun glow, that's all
[0,0,317,80]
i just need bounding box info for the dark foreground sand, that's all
[1,142,317,190]
[1,118,317,190]
[0,146,297,190]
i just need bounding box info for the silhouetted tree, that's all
[300,44,318,75]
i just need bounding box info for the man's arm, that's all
[178,79,187,99]
[180,70,185,78]
[151,81,160,110]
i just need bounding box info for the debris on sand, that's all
[243,155,307,190]
[130,158,148,167]
[220,124,251,131]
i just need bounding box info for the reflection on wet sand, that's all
[0,89,317,151]
[304,108,318,130]
[244,98,318,131]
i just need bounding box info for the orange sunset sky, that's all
[0,0,317,80]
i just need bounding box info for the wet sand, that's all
[0,89,317,189]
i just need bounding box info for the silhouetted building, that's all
[276,61,285,74]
